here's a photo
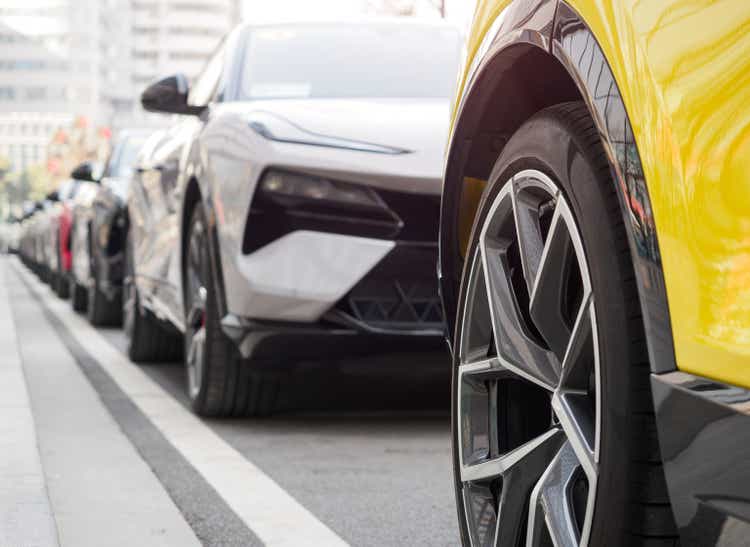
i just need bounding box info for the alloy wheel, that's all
[456,169,600,547]
[185,218,208,400]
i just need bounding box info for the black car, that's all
[68,130,151,324]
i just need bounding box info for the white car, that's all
[127,19,462,416]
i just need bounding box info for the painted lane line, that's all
[0,263,59,547]
[14,260,349,547]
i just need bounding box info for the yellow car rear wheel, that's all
[452,102,678,546]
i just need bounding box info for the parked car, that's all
[128,19,461,416]
[68,161,103,311]
[68,131,152,325]
[47,177,82,298]
[18,201,38,268]
[27,195,58,283]
[439,1,750,546]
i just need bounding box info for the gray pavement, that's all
[0,263,58,547]
[6,261,199,547]
[4,257,460,546]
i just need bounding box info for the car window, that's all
[239,24,461,100]
[113,136,148,178]
[105,136,148,179]
[57,179,76,201]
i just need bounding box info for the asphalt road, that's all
[2,256,460,547]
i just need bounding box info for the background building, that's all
[0,0,239,200]
[100,0,240,130]
[0,0,101,174]
[0,0,461,200]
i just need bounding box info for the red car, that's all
[48,177,82,298]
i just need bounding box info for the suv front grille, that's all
[348,279,443,329]
[335,244,444,332]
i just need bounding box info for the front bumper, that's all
[223,232,446,361]
[231,230,396,322]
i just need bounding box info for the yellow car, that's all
[439,1,750,546]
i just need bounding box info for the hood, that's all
[226,97,450,166]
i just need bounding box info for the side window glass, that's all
[188,42,226,107]
[102,144,120,178]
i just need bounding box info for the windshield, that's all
[239,23,461,100]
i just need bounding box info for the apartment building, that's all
[0,0,100,173]
[0,0,239,174]
[100,0,240,129]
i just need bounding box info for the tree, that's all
[0,160,50,212]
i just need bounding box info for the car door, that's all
[127,124,186,327]
[147,121,196,325]
[70,180,99,287]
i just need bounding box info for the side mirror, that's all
[71,161,98,183]
[141,74,203,116]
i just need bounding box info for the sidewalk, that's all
[1,259,199,547]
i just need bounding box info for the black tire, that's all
[70,276,87,312]
[49,270,58,291]
[55,271,70,299]
[452,102,677,546]
[123,227,181,363]
[183,203,278,417]
[87,257,121,326]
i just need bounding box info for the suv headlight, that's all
[260,170,386,211]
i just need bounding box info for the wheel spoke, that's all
[459,357,503,377]
[461,428,563,483]
[458,357,504,468]
[559,296,594,392]
[492,429,566,547]
[480,237,559,391]
[185,219,208,399]
[526,441,580,547]
[460,250,494,364]
[187,326,205,399]
[510,179,548,295]
[551,392,596,479]
[528,200,575,361]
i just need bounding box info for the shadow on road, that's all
[121,340,452,418]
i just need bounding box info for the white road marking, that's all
[14,259,349,547]
[0,263,59,547]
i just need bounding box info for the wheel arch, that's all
[440,0,676,375]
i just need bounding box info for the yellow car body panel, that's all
[456,0,750,388]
